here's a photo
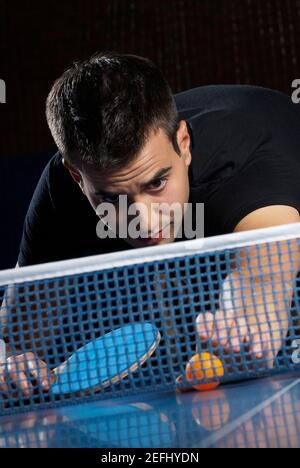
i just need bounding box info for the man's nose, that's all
[131,196,160,236]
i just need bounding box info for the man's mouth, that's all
[139,224,172,245]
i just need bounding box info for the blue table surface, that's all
[1,372,300,448]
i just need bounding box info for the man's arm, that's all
[196,205,300,366]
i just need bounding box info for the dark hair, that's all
[46,52,180,170]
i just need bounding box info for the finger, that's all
[260,313,282,359]
[265,350,276,369]
[229,317,248,353]
[251,327,264,359]
[10,370,33,398]
[228,320,241,353]
[212,310,234,347]
[7,359,33,397]
[259,322,277,368]
[196,312,215,341]
[0,367,9,396]
[27,357,50,391]
[260,326,272,355]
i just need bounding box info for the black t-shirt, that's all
[18,85,300,267]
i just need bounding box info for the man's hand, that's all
[0,353,51,398]
[196,205,300,368]
[196,207,300,368]
[196,272,290,368]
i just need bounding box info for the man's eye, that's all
[148,178,167,191]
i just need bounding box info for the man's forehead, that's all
[83,130,174,186]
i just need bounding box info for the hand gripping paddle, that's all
[50,323,161,395]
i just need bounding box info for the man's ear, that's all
[62,158,82,185]
[177,120,192,166]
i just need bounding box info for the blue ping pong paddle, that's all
[50,323,161,395]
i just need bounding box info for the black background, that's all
[1,0,300,268]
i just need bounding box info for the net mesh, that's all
[0,224,300,415]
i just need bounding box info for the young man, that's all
[2,52,300,395]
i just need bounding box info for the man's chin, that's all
[125,236,175,248]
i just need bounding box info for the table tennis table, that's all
[1,371,299,448]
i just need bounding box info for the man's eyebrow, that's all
[140,166,172,189]
[94,166,172,197]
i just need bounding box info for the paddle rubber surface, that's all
[51,323,160,395]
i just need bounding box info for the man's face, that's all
[65,120,192,248]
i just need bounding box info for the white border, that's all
[0,223,300,286]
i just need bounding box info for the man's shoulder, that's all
[174,84,288,107]
[184,86,286,196]
[24,151,71,218]
[41,151,82,206]
[175,84,294,161]
[46,151,65,180]
[37,151,64,189]
[174,84,291,122]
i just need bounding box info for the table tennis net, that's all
[1,223,300,414]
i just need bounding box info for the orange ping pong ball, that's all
[185,353,224,392]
